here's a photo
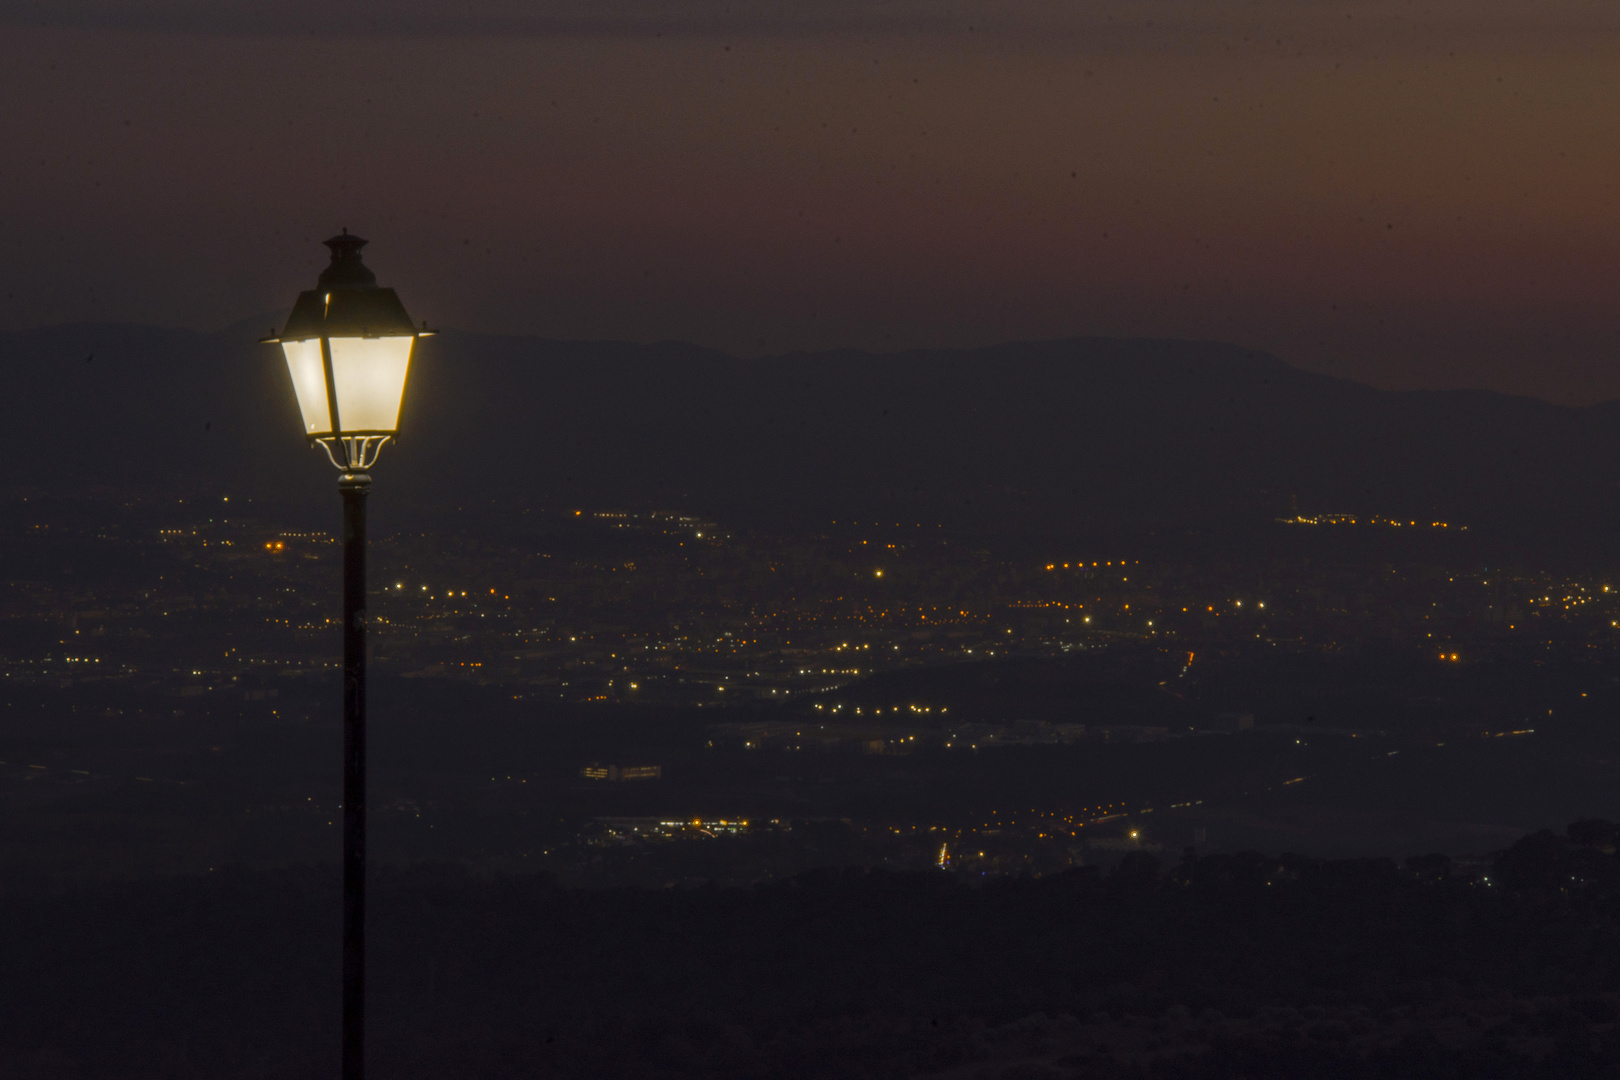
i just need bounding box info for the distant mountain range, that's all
[7,322,1620,556]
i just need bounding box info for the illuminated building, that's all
[581,763,663,781]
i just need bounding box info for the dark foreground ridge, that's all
[7,824,1620,1078]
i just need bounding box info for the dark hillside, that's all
[7,325,1620,555]
[6,839,1620,1078]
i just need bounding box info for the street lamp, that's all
[264,230,429,1080]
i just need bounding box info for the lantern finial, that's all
[319,231,378,290]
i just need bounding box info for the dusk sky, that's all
[7,0,1620,403]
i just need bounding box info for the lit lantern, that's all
[265,230,430,471]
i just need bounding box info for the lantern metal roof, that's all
[277,231,419,341]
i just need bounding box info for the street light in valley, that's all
[263,231,429,1080]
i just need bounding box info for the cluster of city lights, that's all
[1279,514,1460,529]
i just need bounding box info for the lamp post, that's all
[264,231,428,1080]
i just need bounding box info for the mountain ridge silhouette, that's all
[6,322,1617,553]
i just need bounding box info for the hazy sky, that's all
[6,0,1620,403]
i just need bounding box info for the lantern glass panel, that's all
[282,339,332,436]
[328,336,414,433]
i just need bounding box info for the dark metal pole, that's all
[339,471,370,1080]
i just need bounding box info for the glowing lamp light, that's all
[264,231,431,472]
